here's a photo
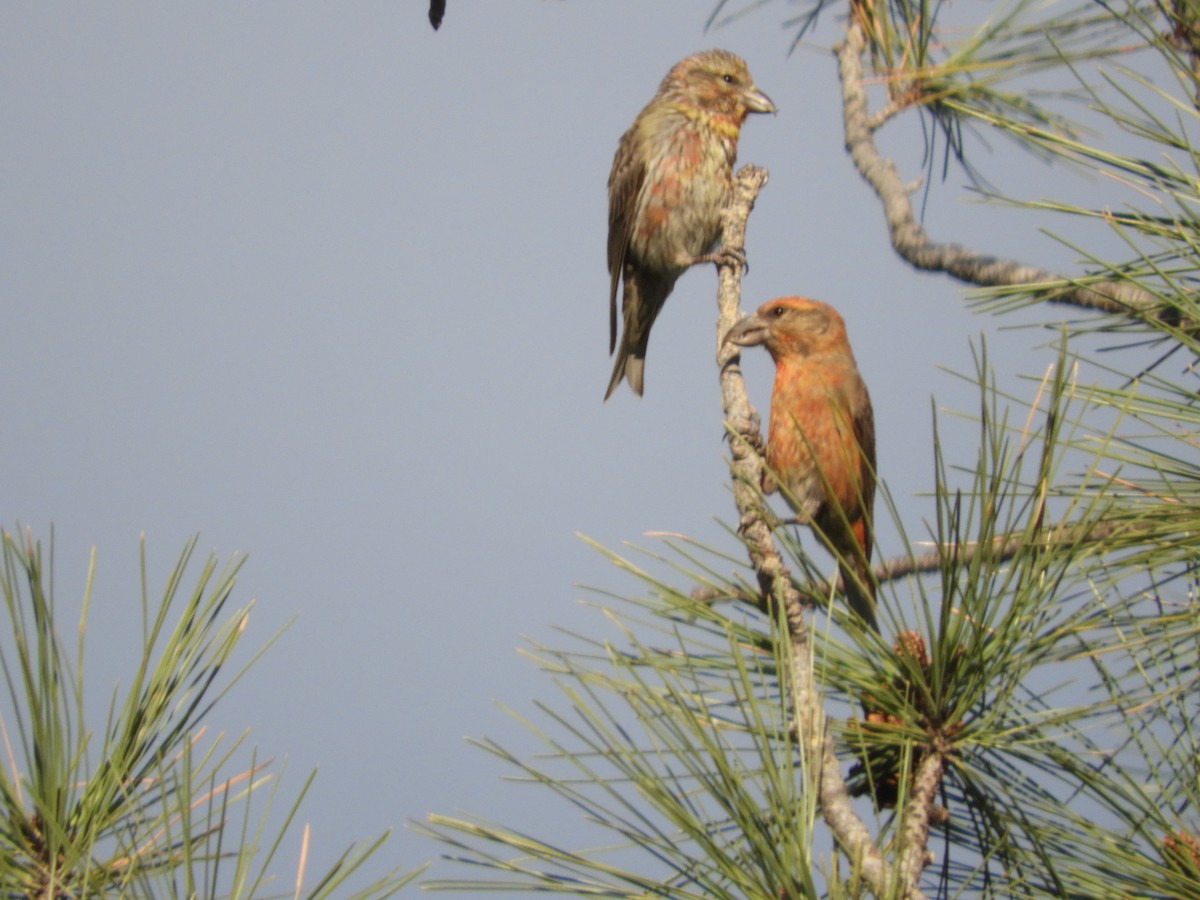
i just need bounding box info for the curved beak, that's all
[723,314,769,347]
[744,85,777,115]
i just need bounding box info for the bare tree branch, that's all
[814,711,898,893]
[897,749,945,892]
[692,514,1152,620]
[716,166,808,637]
[873,517,1146,584]
[694,516,1143,633]
[835,20,1163,318]
[717,164,924,900]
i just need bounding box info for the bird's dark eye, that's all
[771,306,786,317]
[722,74,736,84]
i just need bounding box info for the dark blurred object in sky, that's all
[429,0,445,30]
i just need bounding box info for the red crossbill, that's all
[606,49,776,400]
[725,297,878,631]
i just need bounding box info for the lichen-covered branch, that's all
[716,164,924,900]
[715,165,807,637]
[897,749,945,892]
[836,20,1161,317]
[814,712,895,892]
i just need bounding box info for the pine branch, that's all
[716,166,807,637]
[717,165,924,900]
[692,517,1139,612]
[873,517,1145,584]
[835,19,1163,319]
[897,749,945,893]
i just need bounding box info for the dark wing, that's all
[606,127,646,354]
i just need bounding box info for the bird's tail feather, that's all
[842,558,879,633]
[604,351,645,400]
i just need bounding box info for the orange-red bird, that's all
[606,49,776,400]
[725,297,878,630]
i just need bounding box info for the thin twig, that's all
[692,518,1147,611]
[873,517,1143,583]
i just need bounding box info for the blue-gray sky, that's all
[1,1,1109,891]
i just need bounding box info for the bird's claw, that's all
[747,410,764,445]
[691,245,749,274]
[717,245,748,273]
[725,410,766,456]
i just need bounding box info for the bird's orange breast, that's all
[767,357,866,521]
